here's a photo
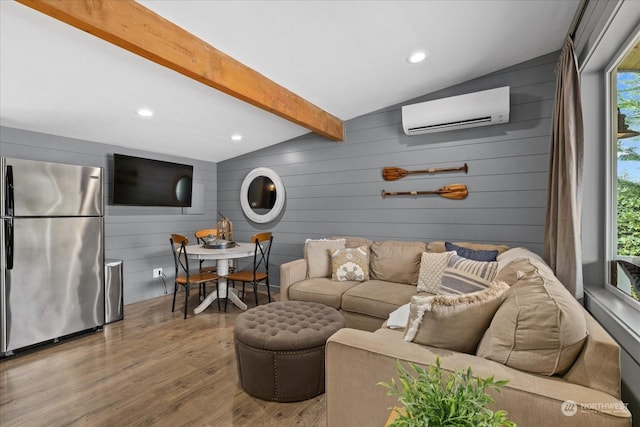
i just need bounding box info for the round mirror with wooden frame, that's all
[240,167,285,223]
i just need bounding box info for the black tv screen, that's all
[112,154,193,207]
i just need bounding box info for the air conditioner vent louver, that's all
[407,116,492,134]
[402,86,510,135]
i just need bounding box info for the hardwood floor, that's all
[0,291,326,427]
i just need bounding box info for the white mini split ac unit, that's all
[401,86,510,135]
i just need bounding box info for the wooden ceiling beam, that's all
[16,0,344,142]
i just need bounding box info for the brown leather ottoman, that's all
[234,301,345,402]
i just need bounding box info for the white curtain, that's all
[543,37,584,299]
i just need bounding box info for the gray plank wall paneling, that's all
[218,51,559,288]
[0,127,217,304]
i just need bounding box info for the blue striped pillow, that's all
[440,268,491,294]
[438,254,498,295]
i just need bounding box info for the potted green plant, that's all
[379,357,515,427]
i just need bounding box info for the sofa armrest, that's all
[326,328,631,427]
[279,259,307,301]
[562,307,622,399]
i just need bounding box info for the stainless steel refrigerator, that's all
[1,157,104,355]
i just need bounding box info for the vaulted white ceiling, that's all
[0,0,580,162]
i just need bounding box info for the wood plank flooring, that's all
[0,291,326,427]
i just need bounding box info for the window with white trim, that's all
[610,33,640,303]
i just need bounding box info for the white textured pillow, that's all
[416,251,456,293]
[304,239,346,278]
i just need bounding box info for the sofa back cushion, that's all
[369,241,428,285]
[330,236,374,249]
[476,258,588,376]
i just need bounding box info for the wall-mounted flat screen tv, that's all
[112,154,193,207]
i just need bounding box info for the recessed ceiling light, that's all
[137,108,154,117]
[407,51,428,64]
[231,134,243,142]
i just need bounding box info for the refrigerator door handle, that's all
[5,165,14,217]
[5,218,13,270]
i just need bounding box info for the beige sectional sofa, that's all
[279,237,632,427]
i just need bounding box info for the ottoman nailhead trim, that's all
[236,340,325,402]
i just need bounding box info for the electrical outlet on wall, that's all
[153,268,163,278]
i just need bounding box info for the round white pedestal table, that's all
[186,243,255,313]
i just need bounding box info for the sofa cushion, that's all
[416,251,456,293]
[330,246,370,281]
[341,280,420,319]
[445,241,499,261]
[404,281,510,354]
[427,241,509,255]
[304,239,345,279]
[331,236,374,249]
[369,241,428,285]
[477,258,589,376]
[287,277,359,309]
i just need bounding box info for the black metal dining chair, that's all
[226,232,273,307]
[194,228,218,273]
[170,233,219,318]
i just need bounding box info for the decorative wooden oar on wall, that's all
[382,163,468,181]
[381,183,468,200]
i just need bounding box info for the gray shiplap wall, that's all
[218,51,558,287]
[0,126,217,304]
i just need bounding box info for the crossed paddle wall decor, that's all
[380,163,469,199]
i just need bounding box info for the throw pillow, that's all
[445,241,499,261]
[330,246,370,281]
[416,251,456,293]
[403,281,510,354]
[476,260,589,376]
[427,241,510,255]
[305,239,345,279]
[438,254,498,295]
[440,268,491,295]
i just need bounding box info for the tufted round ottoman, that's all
[233,301,345,402]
